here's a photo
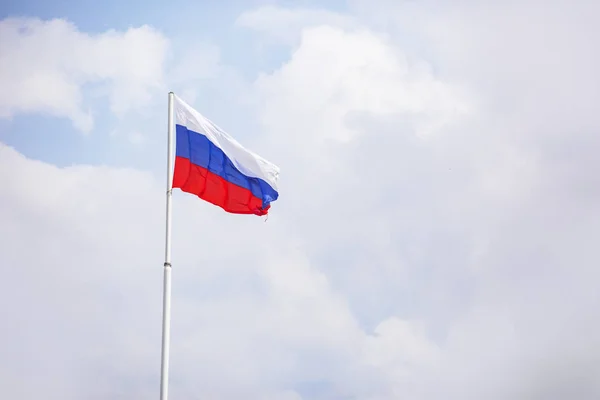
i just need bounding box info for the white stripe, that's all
[173,94,280,191]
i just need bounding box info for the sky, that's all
[1,0,600,399]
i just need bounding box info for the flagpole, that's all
[160,91,175,400]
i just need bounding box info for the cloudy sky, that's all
[1,0,599,399]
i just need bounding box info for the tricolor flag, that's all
[171,94,280,215]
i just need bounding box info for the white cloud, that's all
[236,5,356,46]
[255,25,471,147]
[0,17,169,132]
[0,141,429,399]
[247,2,600,398]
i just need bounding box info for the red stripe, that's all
[173,156,270,216]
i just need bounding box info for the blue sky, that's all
[0,0,344,169]
[0,0,282,168]
[1,1,600,399]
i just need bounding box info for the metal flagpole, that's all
[160,91,175,400]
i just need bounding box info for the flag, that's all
[172,94,280,216]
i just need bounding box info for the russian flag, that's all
[172,94,280,216]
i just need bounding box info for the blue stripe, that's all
[175,124,279,207]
